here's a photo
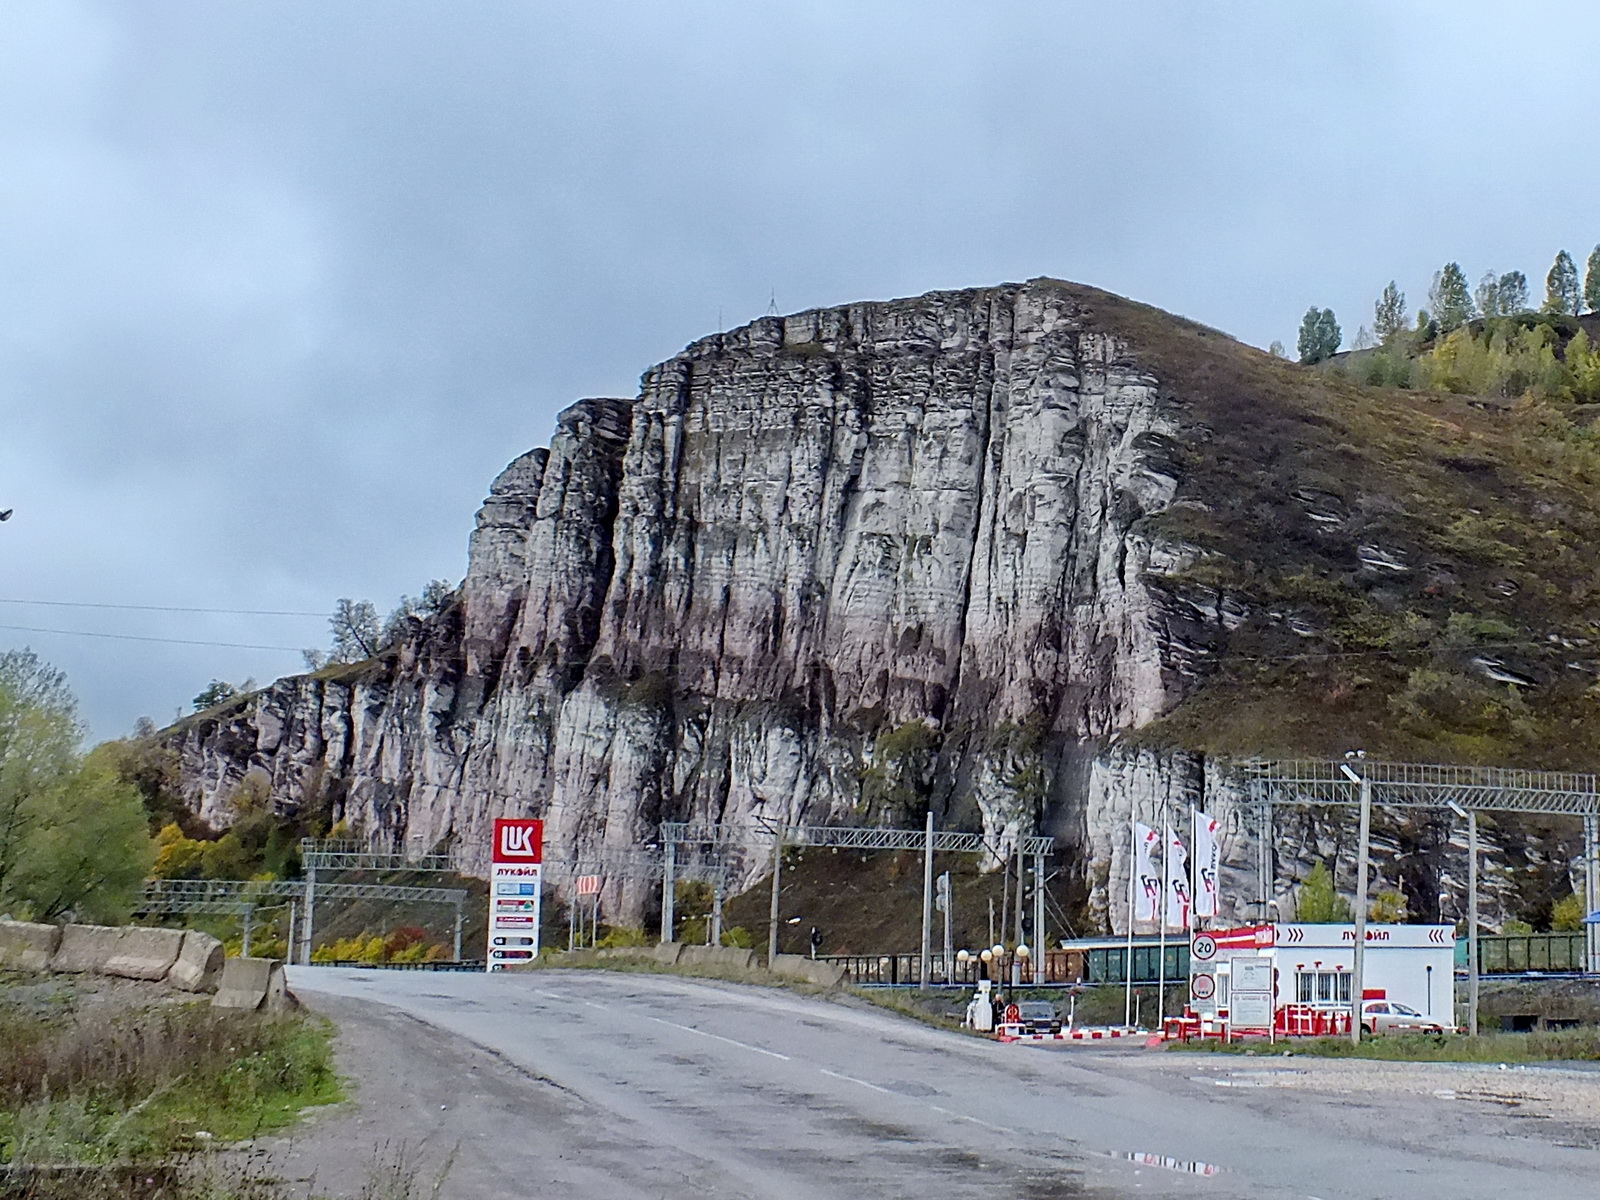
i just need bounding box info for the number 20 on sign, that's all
[488,818,544,972]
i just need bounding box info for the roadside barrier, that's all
[168,931,226,992]
[1,918,230,996]
[997,1024,1143,1044]
[102,926,185,981]
[0,920,61,971]
[212,956,292,1012]
[49,924,128,974]
[771,953,846,988]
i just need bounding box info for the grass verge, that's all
[0,983,341,1169]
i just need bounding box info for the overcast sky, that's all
[3,2,1597,742]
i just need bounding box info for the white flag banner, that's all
[1193,809,1221,919]
[1133,822,1161,924]
[1164,828,1191,930]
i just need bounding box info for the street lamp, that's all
[1448,799,1479,1036]
[1340,753,1372,1045]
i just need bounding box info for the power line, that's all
[0,623,305,652]
[0,598,325,617]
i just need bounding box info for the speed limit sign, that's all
[1191,934,1217,961]
[1191,973,1216,1000]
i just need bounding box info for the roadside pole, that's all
[303,862,318,966]
[711,878,724,946]
[1586,814,1599,975]
[242,907,254,958]
[661,839,676,945]
[1124,823,1136,1028]
[1032,854,1045,984]
[920,811,934,989]
[452,899,463,961]
[1345,758,1372,1046]
[286,903,297,967]
[767,823,784,966]
[1468,808,1480,1036]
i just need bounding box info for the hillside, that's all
[157,278,1600,933]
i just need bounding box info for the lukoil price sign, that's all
[488,818,543,972]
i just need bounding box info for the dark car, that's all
[1013,1000,1062,1035]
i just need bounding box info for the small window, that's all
[1297,973,1314,1003]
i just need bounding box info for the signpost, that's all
[488,818,543,972]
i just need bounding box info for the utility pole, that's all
[242,907,254,958]
[661,839,677,945]
[302,862,318,966]
[920,811,934,990]
[1343,755,1371,1046]
[768,823,785,966]
[452,899,463,961]
[1033,853,1046,985]
[1586,814,1599,976]
[1450,801,1481,1036]
[711,877,724,946]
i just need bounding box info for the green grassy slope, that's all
[1059,280,1600,769]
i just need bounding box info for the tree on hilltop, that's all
[1585,246,1600,315]
[1297,307,1341,364]
[1428,263,1474,332]
[1546,250,1580,315]
[1373,282,1407,343]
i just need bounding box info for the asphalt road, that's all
[286,966,1600,1200]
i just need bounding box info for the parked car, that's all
[1360,1000,1453,1035]
[1013,1000,1062,1035]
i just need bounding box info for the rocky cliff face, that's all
[168,279,1598,929]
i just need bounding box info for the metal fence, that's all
[1477,933,1587,974]
[821,943,1190,987]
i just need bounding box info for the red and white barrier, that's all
[996,1024,1142,1043]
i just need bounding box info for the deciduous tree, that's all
[1545,249,1580,315]
[1297,307,1341,364]
[0,650,151,922]
[1428,263,1474,332]
[1373,282,1407,343]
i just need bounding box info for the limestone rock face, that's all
[166,281,1269,920]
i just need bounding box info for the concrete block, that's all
[651,941,683,966]
[0,920,62,972]
[678,944,757,972]
[212,956,287,1011]
[772,953,846,988]
[103,926,185,981]
[50,924,126,974]
[168,931,225,992]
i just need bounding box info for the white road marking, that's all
[818,1067,896,1095]
[648,1017,791,1060]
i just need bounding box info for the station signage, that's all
[488,818,543,972]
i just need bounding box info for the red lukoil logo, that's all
[493,818,544,864]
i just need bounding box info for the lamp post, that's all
[1341,752,1370,1046]
[1449,800,1479,1036]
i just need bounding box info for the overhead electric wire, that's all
[0,597,325,617]
[0,623,305,652]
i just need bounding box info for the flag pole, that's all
[1158,823,1168,1029]
[1124,820,1136,1028]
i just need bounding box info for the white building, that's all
[1192,923,1455,1029]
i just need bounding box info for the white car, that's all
[1360,1000,1453,1035]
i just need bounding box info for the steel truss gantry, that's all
[139,878,468,960]
[658,820,1057,988]
[1231,758,1600,997]
[295,839,466,966]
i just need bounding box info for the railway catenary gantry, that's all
[1230,758,1600,977]
[659,820,1058,988]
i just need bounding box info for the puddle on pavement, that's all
[1115,1150,1221,1177]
